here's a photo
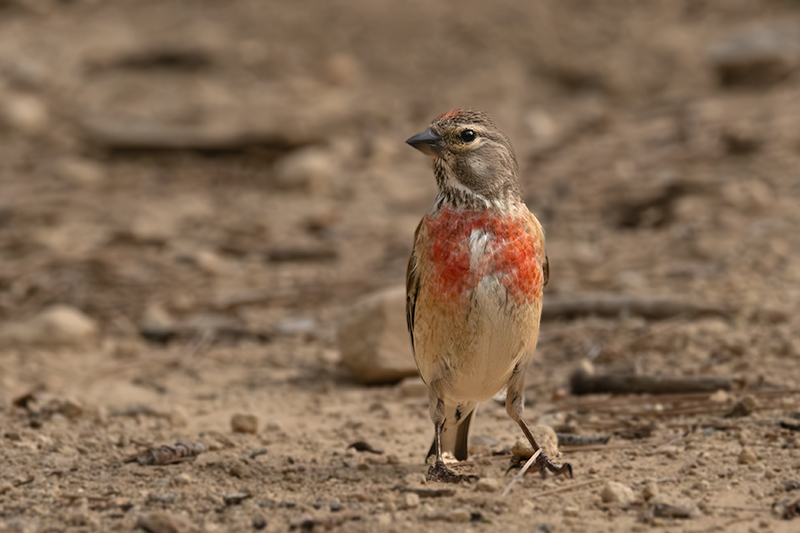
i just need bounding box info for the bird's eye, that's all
[459,129,476,143]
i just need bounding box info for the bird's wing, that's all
[406,219,424,356]
[543,254,549,287]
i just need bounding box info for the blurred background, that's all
[1,0,800,530]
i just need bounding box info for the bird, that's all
[405,108,572,482]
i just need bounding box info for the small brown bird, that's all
[405,109,571,482]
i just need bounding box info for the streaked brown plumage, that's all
[405,109,570,482]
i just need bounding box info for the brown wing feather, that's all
[405,219,424,356]
[543,254,549,287]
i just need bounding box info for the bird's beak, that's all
[406,127,444,157]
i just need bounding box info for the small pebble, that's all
[231,413,259,434]
[448,509,471,523]
[170,473,193,487]
[738,447,758,465]
[476,477,501,493]
[643,479,659,500]
[403,493,420,509]
[223,492,252,506]
[563,505,580,517]
[601,481,636,505]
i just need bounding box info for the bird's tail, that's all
[426,406,475,462]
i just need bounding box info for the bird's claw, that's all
[507,453,573,479]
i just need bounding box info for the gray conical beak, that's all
[406,127,444,156]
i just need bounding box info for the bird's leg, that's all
[426,397,468,483]
[506,364,573,478]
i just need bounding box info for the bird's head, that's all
[406,108,521,209]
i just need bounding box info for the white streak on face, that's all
[469,229,492,275]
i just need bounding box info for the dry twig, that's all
[570,371,732,395]
[542,293,730,321]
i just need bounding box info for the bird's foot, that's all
[537,453,572,478]
[426,460,477,483]
[507,452,573,479]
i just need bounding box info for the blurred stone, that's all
[601,481,636,505]
[324,54,362,86]
[447,509,471,523]
[135,511,201,533]
[231,413,259,434]
[338,286,418,384]
[720,124,763,155]
[271,147,335,194]
[738,447,758,465]
[53,157,105,185]
[708,24,800,87]
[139,304,176,342]
[652,498,700,519]
[402,492,420,509]
[511,426,560,461]
[275,316,318,336]
[0,93,48,134]
[710,390,731,404]
[398,377,428,398]
[476,477,501,493]
[726,395,758,417]
[727,180,775,213]
[48,397,83,420]
[0,305,98,347]
[643,478,659,500]
[170,473,193,487]
[193,250,225,275]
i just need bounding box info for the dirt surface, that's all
[2,1,800,531]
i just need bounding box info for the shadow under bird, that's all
[405,108,572,482]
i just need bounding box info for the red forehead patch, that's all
[438,108,469,120]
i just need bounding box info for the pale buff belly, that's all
[415,274,540,404]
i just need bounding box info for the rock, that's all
[511,426,560,461]
[726,395,759,417]
[148,493,177,504]
[476,478,501,493]
[652,498,699,519]
[563,505,579,517]
[643,478,659,501]
[738,447,758,465]
[135,512,201,533]
[48,397,84,420]
[170,473,193,487]
[709,390,731,404]
[708,24,800,87]
[231,413,259,434]
[53,157,105,185]
[447,509,471,523]
[601,481,636,505]
[402,492,420,509]
[139,304,176,342]
[275,316,318,336]
[271,146,335,194]
[0,305,98,347]
[398,377,428,398]
[338,286,418,384]
[222,491,252,505]
[0,93,49,134]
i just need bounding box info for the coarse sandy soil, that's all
[2,1,800,532]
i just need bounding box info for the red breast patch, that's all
[423,208,544,304]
